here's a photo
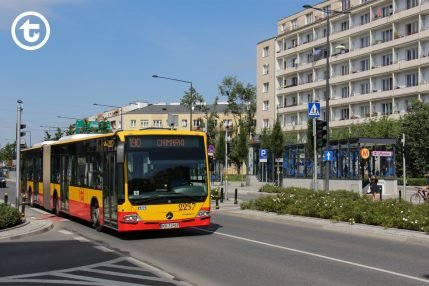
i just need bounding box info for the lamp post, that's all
[93,103,123,130]
[16,99,23,208]
[303,4,350,192]
[57,115,79,120]
[152,75,193,131]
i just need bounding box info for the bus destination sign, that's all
[127,136,200,149]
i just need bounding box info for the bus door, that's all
[60,155,70,210]
[33,155,40,203]
[103,151,118,228]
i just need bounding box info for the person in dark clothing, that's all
[370,175,379,201]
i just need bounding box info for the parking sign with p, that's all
[259,149,268,162]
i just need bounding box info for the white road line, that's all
[74,236,90,242]
[93,245,115,253]
[58,230,74,235]
[195,228,429,284]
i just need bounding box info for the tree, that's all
[218,76,256,133]
[271,119,284,185]
[53,128,63,140]
[181,87,205,112]
[205,97,220,146]
[43,131,52,141]
[0,142,16,161]
[65,124,76,136]
[400,100,429,177]
[229,121,249,177]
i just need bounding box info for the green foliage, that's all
[229,122,248,174]
[181,87,205,113]
[397,177,428,186]
[400,100,429,177]
[0,142,16,161]
[0,204,22,230]
[259,184,284,193]
[211,188,221,200]
[215,130,225,162]
[241,188,429,232]
[65,124,76,136]
[53,128,64,140]
[43,131,52,141]
[206,97,220,146]
[271,119,284,159]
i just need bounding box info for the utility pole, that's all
[224,125,228,200]
[313,118,317,191]
[15,100,23,208]
[401,133,406,200]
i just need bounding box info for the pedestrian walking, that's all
[370,175,378,201]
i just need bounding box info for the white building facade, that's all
[257,0,429,140]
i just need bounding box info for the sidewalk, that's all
[0,208,53,240]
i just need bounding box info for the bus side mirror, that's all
[117,142,125,163]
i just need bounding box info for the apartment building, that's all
[123,102,234,131]
[257,0,429,140]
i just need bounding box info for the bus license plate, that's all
[160,223,179,229]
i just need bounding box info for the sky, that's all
[0,0,318,146]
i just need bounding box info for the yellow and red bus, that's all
[21,129,211,232]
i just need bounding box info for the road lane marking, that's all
[195,228,429,284]
[94,245,115,253]
[58,230,74,235]
[74,236,90,242]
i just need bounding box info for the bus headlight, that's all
[197,210,210,218]
[122,214,141,224]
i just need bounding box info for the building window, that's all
[291,19,297,30]
[382,102,393,115]
[360,36,370,48]
[263,119,270,128]
[382,54,392,66]
[407,48,418,60]
[281,23,286,32]
[305,33,313,43]
[307,73,313,83]
[307,53,313,63]
[342,0,350,11]
[263,100,269,111]
[341,21,349,31]
[193,120,200,127]
[360,13,370,25]
[262,46,269,57]
[140,120,148,128]
[181,119,187,127]
[130,120,136,128]
[406,73,418,87]
[361,82,370,94]
[153,120,162,127]
[382,29,393,42]
[361,59,369,71]
[382,78,393,91]
[263,82,269,92]
[306,13,313,24]
[341,64,349,75]
[407,0,419,9]
[406,22,418,35]
[341,86,349,98]
[292,77,298,86]
[360,105,370,117]
[262,64,269,75]
[292,58,298,67]
[341,108,350,120]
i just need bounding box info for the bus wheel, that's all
[91,201,102,232]
[53,194,61,216]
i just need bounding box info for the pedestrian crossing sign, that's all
[308,102,320,118]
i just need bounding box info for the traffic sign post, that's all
[308,103,320,191]
[259,149,268,182]
[323,150,333,162]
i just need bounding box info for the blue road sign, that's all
[308,102,321,118]
[323,150,333,162]
[259,149,268,162]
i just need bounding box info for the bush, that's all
[0,204,22,230]
[241,188,429,233]
[397,177,428,186]
[211,188,221,200]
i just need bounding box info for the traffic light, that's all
[315,119,327,147]
[402,144,406,159]
[19,124,26,137]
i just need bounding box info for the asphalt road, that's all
[13,204,426,286]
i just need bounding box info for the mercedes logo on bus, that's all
[166,212,173,220]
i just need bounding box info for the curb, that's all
[0,218,54,240]
[0,219,30,233]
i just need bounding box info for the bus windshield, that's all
[126,136,208,205]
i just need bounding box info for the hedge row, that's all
[0,204,22,230]
[397,177,428,186]
[241,188,429,232]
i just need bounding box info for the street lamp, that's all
[57,115,79,120]
[93,103,123,130]
[303,4,350,192]
[152,75,193,131]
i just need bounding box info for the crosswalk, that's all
[0,256,183,286]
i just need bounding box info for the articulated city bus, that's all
[21,129,211,232]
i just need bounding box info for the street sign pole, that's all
[16,100,23,209]
[402,133,406,200]
[313,118,317,191]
